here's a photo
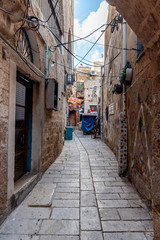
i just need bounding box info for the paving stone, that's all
[44,178,79,183]
[98,199,130,208]
[96,193,120,200]
[119,193,141,199]
[65,167,79,171]
[81,191,96,207]
[10,205,51,219]
[52,199,79,208]
[0,235,39,240]
[51,208,79,220]
[61,170,79,175]
[102,220,148,232]
[122,186,137,193]
[61,174,79,179]
[104,181,131,187]
[93,177,116,182]
[103,233,147,240]
[141,221,154,231]
[55,187,79,193]
[145,232,154,240]
[25,183,56,207]
[53,192,79,200]
[99,208,120,220]
[81,182,94,191]
[118,208,152,220]
[81,207,101,231]
[129,199,148,208]
[57,182,79,188]
[0,219,41,235]
[40,236,79,240]
[95,186,123,194]
[0,132,153,239]
[39,220,79,235]
[81,170,92,179]
[81,231,103,240]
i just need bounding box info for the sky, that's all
[74,0,109,67]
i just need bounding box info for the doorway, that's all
[14,73,33,182]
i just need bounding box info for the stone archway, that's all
[106,1,160,239]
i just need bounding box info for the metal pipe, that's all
[123,18,127,67]
[45,44,48,78]
[100,65,104,140]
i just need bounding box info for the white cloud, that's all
[91,50,104,62]
[74,1,109,46]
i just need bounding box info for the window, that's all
[15,28,33,63]
[46,79,61,110]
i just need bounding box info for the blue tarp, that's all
[81,116,97,133]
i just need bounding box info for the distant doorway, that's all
[14,73,33,182]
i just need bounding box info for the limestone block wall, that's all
[104,2,160,237]
[0,0,74,223]
[0,44,10,222]
[127,55,152,204]
[103,6,152,204]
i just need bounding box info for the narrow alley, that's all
[0,131,153,240]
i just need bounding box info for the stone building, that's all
[104,1,160,238]
[69,64,102,127]
[74,64,102,112]
[0,0,74,223]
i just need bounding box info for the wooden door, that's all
[14,76,29,182]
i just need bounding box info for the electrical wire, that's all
[29,0,59,23]
[54,23,106,47]
[0,7,133,79]
[30,44,121,78]
[0,32,44,78]
[49,25,140,51]
[0,6,140,55]
[0,6,124,68]
[75,15,119,67]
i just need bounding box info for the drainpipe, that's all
[45,45,49,78]
[118,19,128,176]
[123,19,127,69]
[123,18,127,116]
[100,65,104,141]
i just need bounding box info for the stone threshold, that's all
[14,173,40,207]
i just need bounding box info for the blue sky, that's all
[75,0,104,23]
[74,0,108,67]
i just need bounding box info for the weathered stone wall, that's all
[105,1,160,238]
[41,0,74,172]
[0,0,74,223]
[103,6,152,203]
[127,55,152,204]
[0,43,10,223]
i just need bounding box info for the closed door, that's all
[14,77,29,181]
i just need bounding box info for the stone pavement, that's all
[0,131,154,240]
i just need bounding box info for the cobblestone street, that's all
[0,131,153,240]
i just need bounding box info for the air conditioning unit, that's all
[91,70,97,76]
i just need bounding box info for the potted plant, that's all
[112,84,123,94]
[119,61,132,85]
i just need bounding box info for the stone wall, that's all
[105,1,160,238]
[103,5,152,203]
[0,43,10,223]
[0,0,74,223]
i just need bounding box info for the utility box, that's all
[65,127,73,140]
